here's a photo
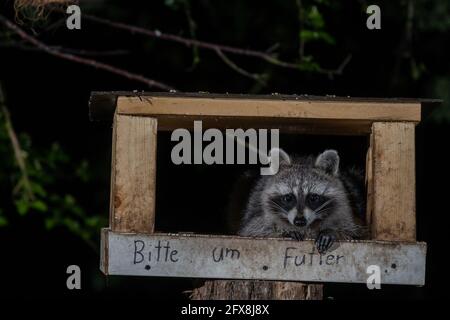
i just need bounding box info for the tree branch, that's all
[83,13,275,59]
[82,12,351,77]
[0,14,174,90]
[0,83,34,201]
[215,49,266,85]
[82,13,305,69]
[0,41,129,56]
[316,54,352,79]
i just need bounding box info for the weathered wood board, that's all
[110,115,157,233]
[110,96,421,135]
[101,229,426,285]
[116,96,421,122]
[371,122,416,241]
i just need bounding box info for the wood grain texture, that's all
[103,230,426,285]
[371,122,416,241]
[117,96,421,123]
[154,117,375,135]
[365,132,374,228]
[90,91,438,123]
[190,280,323,300]
[100,228,109,274]
[111,114,157,233]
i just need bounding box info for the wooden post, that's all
[370,122,416,241]
[110,114,158,233]
[191,280,322,300]
[365,130,374,229]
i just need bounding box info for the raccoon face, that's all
[262,149,346,228]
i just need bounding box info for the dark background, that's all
[0,0,449,300]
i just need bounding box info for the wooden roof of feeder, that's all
[89,91,441,135]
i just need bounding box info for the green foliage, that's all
[300,30,335,45]
[297,1,336,71]
[297,55,321,72]
[410,60,426,81]
[0,208,7,227]
[301,2,335,45]
[305,5,325,29]
[0,98,107,251]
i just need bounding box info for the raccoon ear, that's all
[268,148,291,166]
[315,150,339,175]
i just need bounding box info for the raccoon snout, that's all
[294,216,307,227]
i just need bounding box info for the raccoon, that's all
[234,149,366,253]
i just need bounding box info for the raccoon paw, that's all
[283,230,304,241]
[315,231,336,254]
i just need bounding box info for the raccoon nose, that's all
[294,217,307,227]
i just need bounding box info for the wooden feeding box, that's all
[90,92,435,290]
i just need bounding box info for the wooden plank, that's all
[117,96,421,124]
[365,132,374,227]
[111,114,157,233]
[93,91,440,104]
[154,116,372,135]
[100,228,109,274]
[190,280,322,300]
[109,112,117,229]
[101,230,427,286]
[89,91,440,122]
[371,122,416,241]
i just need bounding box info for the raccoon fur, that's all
[231,149,366,253]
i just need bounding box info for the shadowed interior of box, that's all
[154,131,368,234]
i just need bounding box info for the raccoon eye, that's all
[307,193,323,206]
[281,194,295,205]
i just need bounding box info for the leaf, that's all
[64,194,76,206]
[306,6,325,29]
[0,216,8,227]
[300,30,335,45]
[30,181,47,197]
[45,217,57,230]
[298,56,321,72]
[63,218,81,234]
[15,199,29,216]
[75,160,90,182]
[86,216,100,227]
[31,200,48,212]
[71,206,85,217]
[410,60,426,81]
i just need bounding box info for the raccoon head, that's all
[260,149,349,229]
